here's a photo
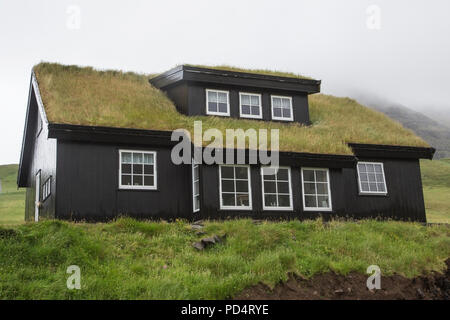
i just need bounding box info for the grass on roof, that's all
[33,62,429,155]
[185,64,314,80]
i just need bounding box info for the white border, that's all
[261,166,293,211]
[206,89,230,116]
[301,167,332,212]
[271,95,293,121]
[119,149,157,190]
[239,92,263,119]
[356,162,388,195]
[35,170,41,222]
[192,161,200,213]
[219,164,252,210]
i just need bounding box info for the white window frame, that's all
[261,166,293,211]
[192,160,200,213]
[119,149,157,190]
[219,164,252,210]
[271,95,293,121]
[301,167,332,212]
[206,89,230,116]
[356,162,388,195]
[239,92,263,119]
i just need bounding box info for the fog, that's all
[1,0,449,164]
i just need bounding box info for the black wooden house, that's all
[18,63,435,222]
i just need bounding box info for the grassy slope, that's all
[0,218,448,299]
[34,62,428,155]
[0,165,25,225]
[420,159,450,223]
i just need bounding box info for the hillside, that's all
[0,164,25,225]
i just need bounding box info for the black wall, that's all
[165,82,311,125]
[55,141,192,221]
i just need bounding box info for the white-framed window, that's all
[206,89,230,116]
[271,95,293,121]
[119,150,157,190]
[301,168,332,211]
[219,165,252,210]
[261,166,293,210]
[239,92,262,119]
[192,160,200,212]
[357,162,387,195]
[42,176,51,201]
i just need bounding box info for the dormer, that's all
[149,65,321,125]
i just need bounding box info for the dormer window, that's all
[206,89,229,116]
[239,93,262,119]
[271,95,293,121]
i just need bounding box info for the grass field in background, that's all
[0,218,448,299]
[0,160,449,225]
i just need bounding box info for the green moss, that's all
[33,62,429,155]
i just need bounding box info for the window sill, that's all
[303,207,333,212]
[262,207,294,211]
[206,112,230,117]
[118,187,158,191]
[220,207,253,211]
[358,192,388,197]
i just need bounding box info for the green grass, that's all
[0,164,24,226]
[0,218,448,299]
[420,159,450,223]
[33,62,428,155]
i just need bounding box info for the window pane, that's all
[222,180,234,192]
[360,173,368,182]
[124,175,133,186]
[235,167,248,179]
[143,153,154,164]
[282,108,291,118]
[277,168,289,181]
[218,103,228,113]
[236,180,248,192]
[251,95,259,106]
[241,105,250,115]
[218,92,227,103]
[144,165,154,175]
[304,182,316,194]
[122,152,132,163]
[273,97,281,107]
[236,194,249,206]
[133,153,143,164]
[222,193,235,206]
[316,183,328,195]
[133,164,143,174]
[304,195,317,208]
[361,182,370,192]
[194,181,199,194]
[194,197,200,211]
[317,196,330,208]
[277,181,289,193]
[221,166,234,179]
[358,163,366,173]
[264,181,276,193]
[264,194,277,207]
[122,164,131,174]
[273,107,282,117]
[375,174,384,182]
[369,183,377,192]
[208,91,217,102]
[251,106,260,115]
[367,164,375,173]
[374,164,383,173]
[368,173,376,182]
[278,195,290,207]
[241,94,250,105]
[193,166,199,180]
[134,175,143,186]
[303,170,315,182]
[316,170,327,182]
[377,183,386,192]
[282,98,291,108]
[208,102,218,112]
[144,176,154,186]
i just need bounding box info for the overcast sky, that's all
[1,0,449,164]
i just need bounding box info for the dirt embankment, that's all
[236,259,450,300]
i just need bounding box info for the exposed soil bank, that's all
[236,259,450,300]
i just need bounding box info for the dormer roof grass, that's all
[33,62,429,156]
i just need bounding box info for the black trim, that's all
[150,65,321,94]
[349,143,435,160]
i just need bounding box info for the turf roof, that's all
[33,62,429,155]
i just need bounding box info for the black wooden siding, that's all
[165,83,311,124]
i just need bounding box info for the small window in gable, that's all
[206,89,229,116]
[357,162,387,195]
[42,176,52,201]
[239,93,262,119]
[271,96,293,121]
